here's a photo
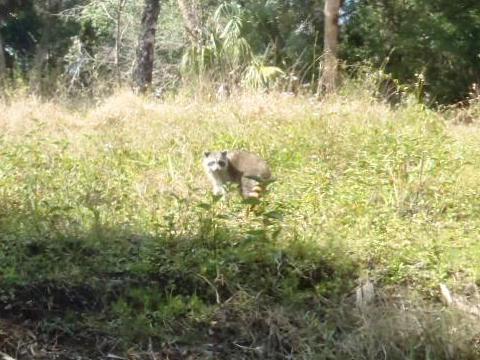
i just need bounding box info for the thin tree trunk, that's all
[177,0,202,46]
[30,0,63,93]
[319,0,341,94]
[115,0,126,85]
[29,36,49,93]
[0,32,6,84]
[133,0,161,93]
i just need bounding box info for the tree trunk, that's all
[0,32,6,84]
[0,8,5,84]
[319,0,341,94]
[177,0,202,46]
[115,0,126,85]
[133,0,161,93]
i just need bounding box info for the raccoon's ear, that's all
[204,151,211,157]
[221,151,228,157]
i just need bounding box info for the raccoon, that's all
[202,150,272,199]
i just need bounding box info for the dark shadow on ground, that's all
[0,202,358,359]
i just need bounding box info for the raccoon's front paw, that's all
[246,191,260,199]
[213,186,226,196]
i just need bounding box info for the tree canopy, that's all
[342,0,480,103]
[0,0,479,103]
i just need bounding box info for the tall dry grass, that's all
[1,89,480,358]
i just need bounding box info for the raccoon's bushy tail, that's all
[241,176,274,199]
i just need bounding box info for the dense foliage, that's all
[342,0,480,104]
[1,0,479,103]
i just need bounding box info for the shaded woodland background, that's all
[0,0,479,103]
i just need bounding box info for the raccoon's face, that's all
[203,151,228,173]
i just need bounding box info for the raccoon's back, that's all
[227,151,271,180]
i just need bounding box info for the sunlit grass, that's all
[1,89,480,357]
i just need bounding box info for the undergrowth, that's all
[1,89,480,358]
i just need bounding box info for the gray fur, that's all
[202,150,272,199]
